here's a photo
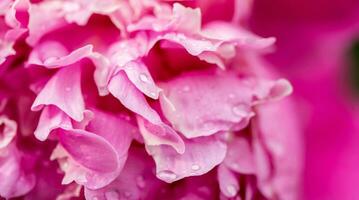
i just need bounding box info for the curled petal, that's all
[57,128,120,172]
[150,135,227,183]
[0,144,36,198]
[224,136,255,174]
[27,42,93,68]
[31,65,85,121]
[108,72,161,124]
[0,115,17,149]
[137,116,185,154]
[217,164,240,198]
[34,106,72,141]
[159,71,256,138]
[122,60,161,99]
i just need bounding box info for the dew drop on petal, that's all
[139,73,149,83]
[157,170,177,182]
[124,191,131,198]
[232,104,249,117]
[105,190,119,200]
[226,184,238,197]
[136,176,146,188]
[191,164,200,171]
[182,85,190,92]
[65,87,71,92]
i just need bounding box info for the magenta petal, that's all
[31,65,85,121]
[149,135,227,183]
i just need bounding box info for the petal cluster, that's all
[0,0,302,199]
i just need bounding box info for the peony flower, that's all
[0,0,302,199]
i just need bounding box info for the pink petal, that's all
[108,72,161,124]
[128,3,201,35]
[254,99,303,200]
[31,65,85,121]
[224,136,255,174]
[51,144,121,190]
[149,135,227,183]
[56,128,119,172]
[86,109,134,159]
[137,116,185,154]
[0,143,36,198]
[84,147,164,200]
[122,60,161,99]
[0,115,17,148]
[27,41,93,68]
[33,106,72,141]
[159,71,255,138]
[217,164,240,198]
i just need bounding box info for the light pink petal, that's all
[217,164,240,198]
[202,22,276,50]
[51,144,121,190]
[34,106,72,141]
[128,3,201,35]
[31,65,85,121]
[254,99,303,200]
[56,128,119,172]
[0,143,36,198]
[85,147,164,200]
[122,60,161,99]
[232,0,253,23]
[108,72,161,124]
[149,135,227,183]
[160,71,292,139]
[137,116,185,154]
[0,0,28,64]
[0,115,17,149]
[26,1,67,46]
[159,71,255,138]
[86,109,135,160]
[224,136,255,174]
[252,125,274,198]
[27,41,93,68]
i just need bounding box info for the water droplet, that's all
[226,185,238,197]
[191,164,200,171]
[228,93,235,99]
[92,197,99,200]
[232,104,249,117]
[124,191,131,198]
[136,176,146,188]
[45,56,58,63]
[150,92,157,98]
[105,190,119,200]
[65,87,71,92]
[157,170,177,181]
[182,86,190,92]
[139,73,149,82]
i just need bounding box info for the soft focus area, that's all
[0,0,358,200]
